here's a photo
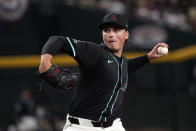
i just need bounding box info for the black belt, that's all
[68,117,113,128]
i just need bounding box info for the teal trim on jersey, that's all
[121,59,123,85]
[99,52,120,122]
[121,74,128,90]
[66,37,76,57]
[110,59,124,113]
[111,89,120,113]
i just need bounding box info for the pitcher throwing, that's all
[39,12,168,131]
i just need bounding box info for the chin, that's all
[110,48,119,53]
[106,45,119,52]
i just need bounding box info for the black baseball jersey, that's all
[42,36,149,123]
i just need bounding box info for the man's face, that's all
[102,25,129,54]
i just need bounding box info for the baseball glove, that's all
[38,64,80,91]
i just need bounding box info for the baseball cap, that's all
[99,13,128,30]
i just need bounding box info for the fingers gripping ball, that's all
[157,46,168,55]
[39,65,80,91]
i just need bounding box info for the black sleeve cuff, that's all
[128,54,150,73]
[142,55,150,63]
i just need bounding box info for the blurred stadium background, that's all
[0,0,196,131]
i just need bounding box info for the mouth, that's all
[109,40,116,43]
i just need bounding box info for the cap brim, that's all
[99,23,126,30]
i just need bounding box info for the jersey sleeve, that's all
[42,36,101,69]
[64,36,102,69]
[128,55,149,73]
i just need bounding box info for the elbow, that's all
[48,36,59,41]
[42,36,64,55]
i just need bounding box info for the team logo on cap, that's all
[113,15,116,22]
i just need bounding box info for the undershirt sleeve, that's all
[128,55,150,73]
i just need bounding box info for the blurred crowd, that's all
[65,0,196,32]
[7,89,66,131]
[0,0,196,32]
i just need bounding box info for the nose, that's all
[108,31,115,38]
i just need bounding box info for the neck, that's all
[113,50,122,57]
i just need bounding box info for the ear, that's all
[125,31,129,40]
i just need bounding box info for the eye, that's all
[103,28,110,33]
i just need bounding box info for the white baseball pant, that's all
[62,115,125,131]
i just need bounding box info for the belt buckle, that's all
[101,122,104,127]
[100,122,105,128]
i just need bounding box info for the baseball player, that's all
[38,13,168,131]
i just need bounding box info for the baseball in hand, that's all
[157,46,168,55]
